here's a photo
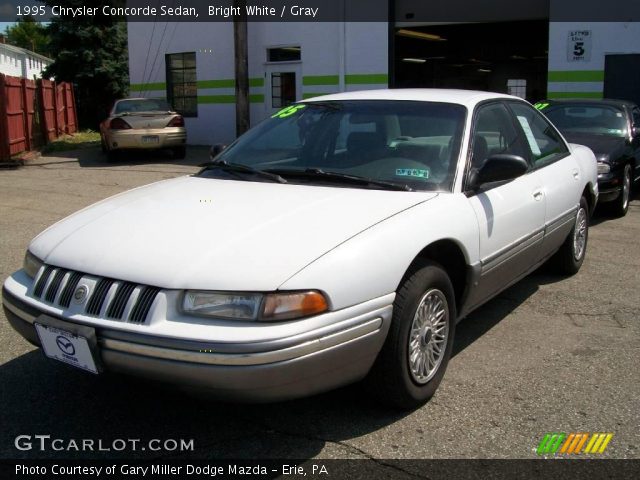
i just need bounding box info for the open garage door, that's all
[604,54,640,106]
[392,20,549,103]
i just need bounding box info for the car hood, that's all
[563,133,628,159]
[30,176,436,291]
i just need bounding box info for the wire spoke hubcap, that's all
[573,207,587,261]
[408,289,449,384]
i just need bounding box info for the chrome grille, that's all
[59,271,82,308]
[31,265,159,325]
[44,269,66,303]
[106,282,135,320]
[33,265,54,298]
[86,278,114,315]
[129,287,160,323]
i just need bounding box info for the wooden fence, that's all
[0,73,78,161]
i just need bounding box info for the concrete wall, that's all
[547,22,640,99]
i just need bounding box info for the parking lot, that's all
[0,146,638,461]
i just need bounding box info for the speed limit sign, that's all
[567,30,592,62]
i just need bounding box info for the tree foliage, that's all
[4,16,50,56]
[43,1,129,129]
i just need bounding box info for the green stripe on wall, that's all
[197,79,235,88]
[547,91,604,99]
[345,73,388,85]
[548,70,604,82]
[131,78,263,91]
[303,75,339,86]
[249,94,264,103]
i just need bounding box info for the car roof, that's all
[540,98,637,109]
[302,88,523,108]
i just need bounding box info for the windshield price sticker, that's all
[272,105,306,118]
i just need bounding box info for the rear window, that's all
[544,104,628,137]
[114,99,171,114]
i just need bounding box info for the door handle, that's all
[533,189,544,201]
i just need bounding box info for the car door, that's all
[464,102,546,310]
[507,101,580,260]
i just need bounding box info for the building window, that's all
[267,46,301,62]
[271,72,296,108]
[166,52,197,117]
[507,79,527,99]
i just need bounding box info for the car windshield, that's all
[544,104,628,137]
[114,99,171,114]
[201,100,467,192]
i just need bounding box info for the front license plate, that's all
[141,135,159,144]
[35,322,100,374]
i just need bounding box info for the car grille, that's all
[32,265,160,324]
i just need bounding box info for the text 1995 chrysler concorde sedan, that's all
[2,90,598,409]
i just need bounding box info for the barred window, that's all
[166,52,197,117]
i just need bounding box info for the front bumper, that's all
[106,127,186,151]
[2,279,392,402]
[597,169,623,203]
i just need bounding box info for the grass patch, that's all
[42,130,101,153]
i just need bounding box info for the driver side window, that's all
[471,103,528,170]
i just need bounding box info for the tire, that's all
[366,261,456,410]
[173,146,187,160]
[611,164,632,218]
[553,196,589,275]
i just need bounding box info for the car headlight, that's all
[597,162,611,174]
[23,250,43,279]
[182,290,328,321]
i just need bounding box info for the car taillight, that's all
[110,117,131,130]
[167,115,185,127]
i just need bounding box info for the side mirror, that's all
[209,144,227,161]
[632,126,640,138]
[469,154,529,190]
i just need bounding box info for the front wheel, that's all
[553,196,589,275]
[366,261,456,410]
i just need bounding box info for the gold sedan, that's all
[99,98,187,160]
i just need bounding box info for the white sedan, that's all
[3,89,597,409]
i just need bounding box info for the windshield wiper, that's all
[199,160,287,184]
[264,168,412,191]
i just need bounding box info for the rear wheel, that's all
[366,261,456,410]
[553,196,589,275]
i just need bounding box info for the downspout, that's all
[338,0,346,93]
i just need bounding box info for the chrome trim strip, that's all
[100,318,383,366]
[481,229,544,273]
[544,208,578,235]
[4,298,36,323]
